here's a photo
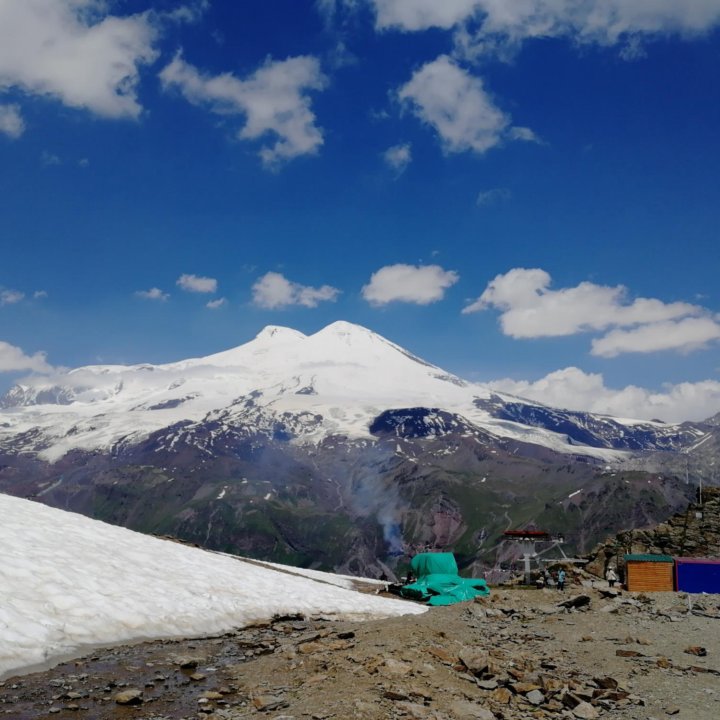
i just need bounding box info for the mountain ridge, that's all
[0,321,699,463]
[0,321,717,576]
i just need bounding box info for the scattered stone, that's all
[427,647,457,664]
[476,679,498,690]
[573,701,600,719]
[114,688,143,705]
[526,689,545,705]
[513,681,542,694]
[558,595,592,610]
[252,694,288,711]
[459,650,488,675]
[684,646,707,656]
[448,700,494,719]
[594,676,619,689]
[491,687,512,704]
[383,689,410,701]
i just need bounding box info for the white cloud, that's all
[0,0,158,119]
[1,289,24,306]
[176,274,217,294]
[160,54,327,167]
[252,272,340,309]
[487,367,720,424]
[465,268,720,358]
[398,56,529,154]
[135,287,169,301]
[0,103,24,138]
[373,0,479,30]
[206,298,226,309]
[162,1,210,25]
[0,340,53,374]
[41,151,61,166]
[507,126,541,143]
[33,290,47,299]
[465,267,700,332]
[476,187,511,206]
[383,143,412,174]
[369,1,720,58]
[591,317,720,358]
[362,263,459,306]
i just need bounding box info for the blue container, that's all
[675,558,720,593]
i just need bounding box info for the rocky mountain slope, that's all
[0,322,717,575]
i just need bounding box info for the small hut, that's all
[624,554,674,592]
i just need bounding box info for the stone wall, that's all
[585,487,720,579]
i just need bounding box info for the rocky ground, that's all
[1,582,719,720]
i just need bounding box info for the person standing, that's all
[557,568,566,591]
[606,566,617,588]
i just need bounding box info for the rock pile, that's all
[585,487,720,578]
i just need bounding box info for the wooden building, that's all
[624,554,674,592]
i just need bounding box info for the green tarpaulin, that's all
[399,552,490,606]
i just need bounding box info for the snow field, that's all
[0,493,424,680]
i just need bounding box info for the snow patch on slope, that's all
[0,493,424,680]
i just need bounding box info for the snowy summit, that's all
[0,321,643,462]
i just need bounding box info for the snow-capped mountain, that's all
[0,321,702,462]
[0,322,714,577]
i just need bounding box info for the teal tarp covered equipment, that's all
[399,552,490,606]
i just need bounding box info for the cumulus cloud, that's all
[0,0,158,119]
[135,287,169,301]
[1,289,24,306]
[252,272,340,309]
[176,274,217,294]
[373,0,479,30]
[0,103,24,138]
[476,187,511,206]
[382,143,412,174]
[465,267,720,357]
[362,263,459,306]
[507,126,542,143]
[487,367,720,424]
[162,1,210,25]
[206,298,226,309]
[398,56,530,154]
[159,54,327,167]
[0,340,53,374]
[591,317,720,358]
[369,1,720,59]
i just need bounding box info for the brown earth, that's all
[1,583,719,720]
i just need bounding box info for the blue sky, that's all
[1,0,720,422]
